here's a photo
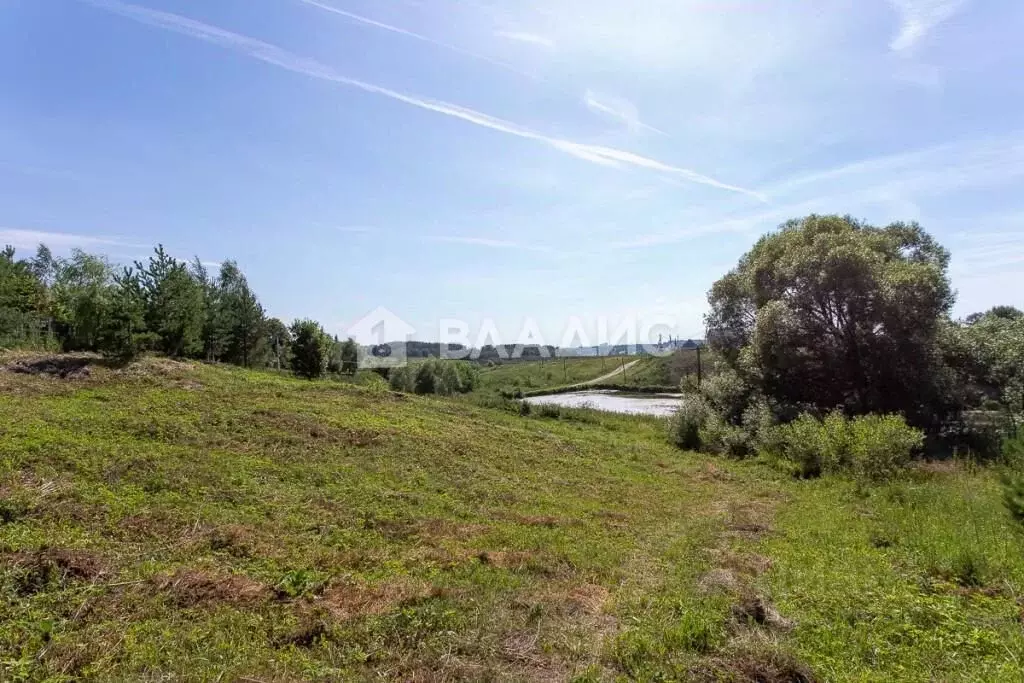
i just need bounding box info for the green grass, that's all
[759,472,1024,681]
[475,357,616,394]
[617,350,713,390]
[1,354,1023,681]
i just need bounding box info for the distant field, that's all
[622,350,706,388]
[1,355,1022,681]
[475,356,618,393]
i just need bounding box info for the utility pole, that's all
[696,345,703,387]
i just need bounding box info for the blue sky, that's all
[2,0,1023,345]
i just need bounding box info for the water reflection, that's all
[522,390,683,417]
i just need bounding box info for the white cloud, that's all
[299,0,535,81]
[425,235,552,252]
[0,228,139,251]
[583,90,665,135]
[466,0,841,80]
[611,132,1024,248]
[888,0,969,51]
[494,31,555,48]
[81,0,761,200]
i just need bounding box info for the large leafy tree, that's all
[53,249,115,351]
[952,309,1024,411]
[0,246,48,348]
[289,319,331,379]
[706,214,956,428]
[265,318,291,370]
[340,338,359,375]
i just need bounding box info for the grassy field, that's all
[617,351,706,390]
[475,357,617,394]
[1,354,1022,681]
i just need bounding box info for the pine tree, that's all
[97,267,151,360]
[216,261,266,368]
[137,246,205,358]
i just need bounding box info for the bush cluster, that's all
[669,378,925,481]
[768,412,924,480]
[388,359,479,396]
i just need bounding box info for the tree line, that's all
[0,244,357,379]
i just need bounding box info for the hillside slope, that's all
[1,355,1022,681]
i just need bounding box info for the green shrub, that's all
[361,372,390,393]
[694,369,751,425]
[740,396,787,454]
[1001,426,1024,470]
[819,410,853,472]
[771,412,922,480]
[388,366,415,393]
[774,413,828,477]
[848,414,923,481]
[1003,474,1024,526]
[407,359,480,396]
[414,361,438,394]
[698,412,749,458]
[537,404,563,419]
[669,398,710,450]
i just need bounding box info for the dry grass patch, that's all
[730,594,794,632]
[477,550,569,576]
[4,548,107,595]
[699,644,818,683]
[152,568,271,607]
[320,577,435,620]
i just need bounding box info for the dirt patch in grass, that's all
[565,583,610,616]
[153,568,271,607]
[117,357,194,377]
[730,594,793,632]
[699,647,817,683]
[511,514,571,528]
[499,580,617,680]
[413,518,490,543]
[206,524,262,558]
[499,629,568,680]
[6,548,105,577]
[592,510,629,529]
[113,510,194,542]
[3,355,93,379]
[710,549,774,578]
[478,550,567,576]
[4,548,107,596]
[252,409,384,448]
[698,568,742,595]
[696,462,734,482]
[320,578,435,620]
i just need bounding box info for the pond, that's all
[522,390,684,417]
